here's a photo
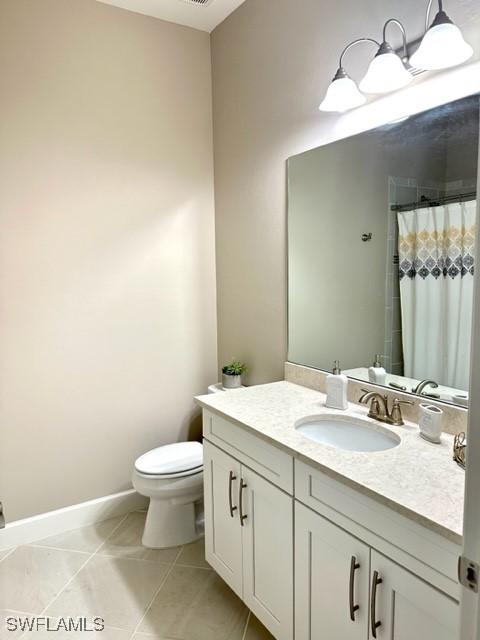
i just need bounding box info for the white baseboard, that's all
[0,489,148,550]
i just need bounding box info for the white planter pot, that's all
[222,373,242,389]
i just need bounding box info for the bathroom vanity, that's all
[196,381,464,640]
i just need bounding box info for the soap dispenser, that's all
[368,354,386,385]
[325,361,348,410]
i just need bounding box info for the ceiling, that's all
[96,0,246,32]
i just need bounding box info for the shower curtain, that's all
[398,200,477,390]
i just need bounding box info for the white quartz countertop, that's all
[196,381,465,544]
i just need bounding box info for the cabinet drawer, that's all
[295,459,461,599]
[203,410,293,494]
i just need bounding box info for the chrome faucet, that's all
[359,390,413,426]
[412,379,439,396]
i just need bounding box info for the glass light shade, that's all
[319,76,366,113]
[359,52,413,94]
[410,22,473,70]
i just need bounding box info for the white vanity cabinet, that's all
[203,437,294,640]
[295,502,459,640]
[201,408,460,640]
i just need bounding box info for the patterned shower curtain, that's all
[398,200,477,390]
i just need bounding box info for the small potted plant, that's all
[222,359,247,389]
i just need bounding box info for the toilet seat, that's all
[135,467,203,480]
[134,441,203,478]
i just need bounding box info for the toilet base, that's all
[142,497,203,549]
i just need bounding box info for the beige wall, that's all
[211,0,480,385]
[0,0,217,521]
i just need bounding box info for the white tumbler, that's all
[419,403,443,444]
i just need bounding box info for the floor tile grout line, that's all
[0,547,16,564]
[18,513,132,640]
[171,562,211,570]
[77,552,177,567]
[24,549,187,567]
[173,544,183,567]
[93,512,134,557]
[128,546,184,640]
[241,611,251,640]
[26,544,92,555]
[87,552,209,570]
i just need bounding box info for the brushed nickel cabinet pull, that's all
[349,556,360,621]
[239,480,247,526]
[371,570,383,638]
[228,471,237,518]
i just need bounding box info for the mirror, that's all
[288,94,479,408]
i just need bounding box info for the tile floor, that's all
[0,511,273,639]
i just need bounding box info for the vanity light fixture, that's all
[319,0,473,113]
[359,20,413,95]
[319,38,378,113]
[410,0,473,71]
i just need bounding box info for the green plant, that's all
[222,359,247,376]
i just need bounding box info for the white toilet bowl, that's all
[132,441,203,549]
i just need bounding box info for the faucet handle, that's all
[359,389,370,403]
[390,398,414,426]
[393,398,414,406]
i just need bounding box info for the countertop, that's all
[195,381,465,544]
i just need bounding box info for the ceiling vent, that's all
[181,0,213,6]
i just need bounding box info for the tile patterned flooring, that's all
[0,511,273,639]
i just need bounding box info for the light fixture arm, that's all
[383,19,408,61]
[425,0,447,32]
[338,38,380,69]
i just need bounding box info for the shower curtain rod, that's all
[391,191,477,213]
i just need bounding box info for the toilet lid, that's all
[135,442,203,476]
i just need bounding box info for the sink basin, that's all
[295,415,401,453]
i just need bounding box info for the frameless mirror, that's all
[288,94,479,408]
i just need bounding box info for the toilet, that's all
[132,441,204,549]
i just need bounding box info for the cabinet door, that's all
[295,502,370,640]
[370,550,459,640]
[203,441,243,598]
[241,466,294,640]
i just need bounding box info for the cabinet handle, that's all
[349,556,360,622]
[370,570,383,638]
[239,479,248,526]
[228,471,237,518]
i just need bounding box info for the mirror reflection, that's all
[288,94,479,407]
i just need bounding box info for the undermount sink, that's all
[295,415,401,453]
